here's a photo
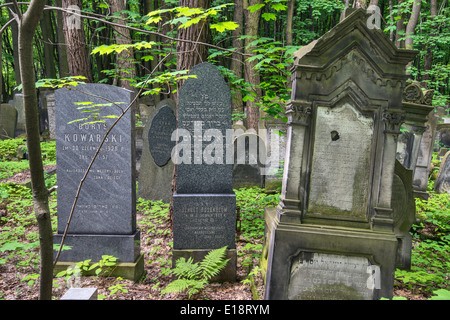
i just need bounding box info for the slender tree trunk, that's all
[110,0,136,92]
[286,0,295,46]
[40,1,57,79]
[62,0,93,82]
[395,0,406,48]
[243,0,263,133]
[17,0,53,300]
[230,0,244,121]
[405,0,421,49]
[6,1,21,88]
[421,0,437,88]
[55,0,70,78]
[176,0,211,91]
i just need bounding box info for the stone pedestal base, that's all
[263,209,398,300]
[53,230,144,281]
[53,230,141,263]
[54,253,145,282]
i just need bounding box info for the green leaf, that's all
[210,21,239,33]
[247,3,265,12]
[271,3,287,11]
[262,13,277,21]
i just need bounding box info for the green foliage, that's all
[429,289,450,300]
[235,187,279,242]
[394,152,450,297]
[0,138,25,161]
[137,199,171,237]
[415,193,450,237]
[55,255,119,281]
[161,246,229,299]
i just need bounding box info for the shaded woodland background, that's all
[1,0,449,131]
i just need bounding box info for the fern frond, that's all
[200,246,230,280]
[172,257,202,280]
[161,279,207,299]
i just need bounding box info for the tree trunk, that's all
[17,0,53,300]
[243,0,263,133]
[421,0,437,88]
[286,0,295,46]
[62,0,93,82]
[230,0,244,120]
[40,1,57,79]
[6,1,21,88]
[395,0,406,48]
[176,0,211,91]
[405,0,421,49]
[55,0,70,78]
[109,0,136,92]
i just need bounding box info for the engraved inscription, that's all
[179,204,228,242]
[308,103,373,217]
[288,252,376,300]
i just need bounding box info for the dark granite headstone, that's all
[138,99,176,203]
[53,84,142,279]
[149,103,177,167]
[172,62,236,281]
[175,62,233,194]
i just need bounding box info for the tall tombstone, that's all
[138,99,176,203]
[0,104,17,140]
[413,110,439,198]
[46,93,56,140]
[391,159,416,270]
[264,9,420,300]
[434,151,450,194]
[13,94,25,133]
[53,83,143,281]
[232,132,266,189]
[397,82,434,173]
[173,62,236,281]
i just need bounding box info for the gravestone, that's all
[13,94,25,133]
[0,104,17,140]
[413,110,439,198]
[138,99,176,203]
[391,160,416,270]
[434,151,450,194]
[53,83,143,281]
[46,93,56,140]
[232,132,266,189]
[264,9,421,300]
[173,62,236,281]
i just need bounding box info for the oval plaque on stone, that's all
[148,105,176,167]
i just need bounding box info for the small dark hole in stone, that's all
[331,131,340,141]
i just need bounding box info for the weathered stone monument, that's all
[172,62,236,281]
[13,94,25,133]
[0,103,17,140]
[138,99,176,203]
[413,110,439,198]
[264,9,421,300]
[434,151,450,194]
[232,132,266,189]
[53,83,143,281]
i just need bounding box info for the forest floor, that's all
[0,166,428,301]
